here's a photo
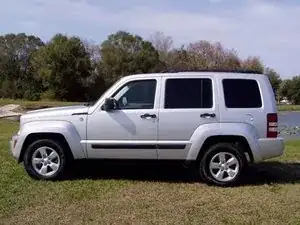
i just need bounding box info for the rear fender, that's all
[186,123,261,162]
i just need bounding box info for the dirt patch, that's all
[0,104,22,119]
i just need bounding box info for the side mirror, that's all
[102,98,117,111]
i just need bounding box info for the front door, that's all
[86,78,159,159]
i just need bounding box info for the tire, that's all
[23,139,71,180]
[199,143,246,187]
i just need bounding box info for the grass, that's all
[0,98,81,111]
[277,104,300,112]
[0,120,300,225]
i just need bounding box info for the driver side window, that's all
[112,79,157,110]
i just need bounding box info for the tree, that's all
[0,31,297,102]
[99,31,160,85]
[241,56,264,74]
[278,79,292,102]
[31,34,92,101]
[162,46,191,71]
[278,76,300,104]
[185,41,241,70]
[81,39,107,100]
[0,79,16,98]
[149,31,173,63]
[83,39,101,65]
[0,33,44,99]
[265,67,281,100]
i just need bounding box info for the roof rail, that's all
[160,68,264,74]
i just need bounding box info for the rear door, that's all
[157,75,219,159]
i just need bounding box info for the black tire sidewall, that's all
[199,143,245,186]
[23,139,67,180]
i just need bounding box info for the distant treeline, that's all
[0,31,297,103]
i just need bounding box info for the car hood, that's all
[22,105,89,120]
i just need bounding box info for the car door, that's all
[157,75,219,159]
[85,77,160,159]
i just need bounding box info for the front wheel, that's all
[199,143,246,186]
[23,139,70,180]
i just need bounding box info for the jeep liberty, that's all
[10,71,285,186]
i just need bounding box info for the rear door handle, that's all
[140,113,157,119]
[200,113,216,118]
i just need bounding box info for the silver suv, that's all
[10,71,285,186]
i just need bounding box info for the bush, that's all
[0,80,16,98]
[23,90,41,101]
[40,90,56,101]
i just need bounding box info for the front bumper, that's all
[257,137,285,161]
[10,134,20,160]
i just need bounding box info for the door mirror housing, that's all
[102,98,117,111]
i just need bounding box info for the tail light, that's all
[267,113,278,138]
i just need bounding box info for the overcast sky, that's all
[0,0,299,78]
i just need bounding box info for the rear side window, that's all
[223,79,262,108]
[165,78,213,109]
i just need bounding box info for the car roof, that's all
[123,69,264,79]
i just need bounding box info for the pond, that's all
[279,112,300,140]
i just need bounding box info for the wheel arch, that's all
[186,123,261,162]
[196,135,253,163]
[19,133,74,163]
[16,120,86,162]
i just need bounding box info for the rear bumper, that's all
[257,137,285,161]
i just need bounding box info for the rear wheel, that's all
[199,143,246,186]
[23,139,70,180]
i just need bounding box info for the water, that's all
[279,112,300,140]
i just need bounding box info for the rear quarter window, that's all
[222,79,262,108]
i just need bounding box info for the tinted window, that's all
[223,79,262,108]
[112,80,156,109]
[165,78,213,109]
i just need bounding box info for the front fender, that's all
[15,121,86,160]
[186,123,262,162]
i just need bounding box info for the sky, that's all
[0,0,299,78]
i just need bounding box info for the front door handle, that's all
[200,113,216,118]
[140,113,157,119]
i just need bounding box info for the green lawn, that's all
[277,104,300,112]
[0,119,300,225]
[0,98,81,111]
